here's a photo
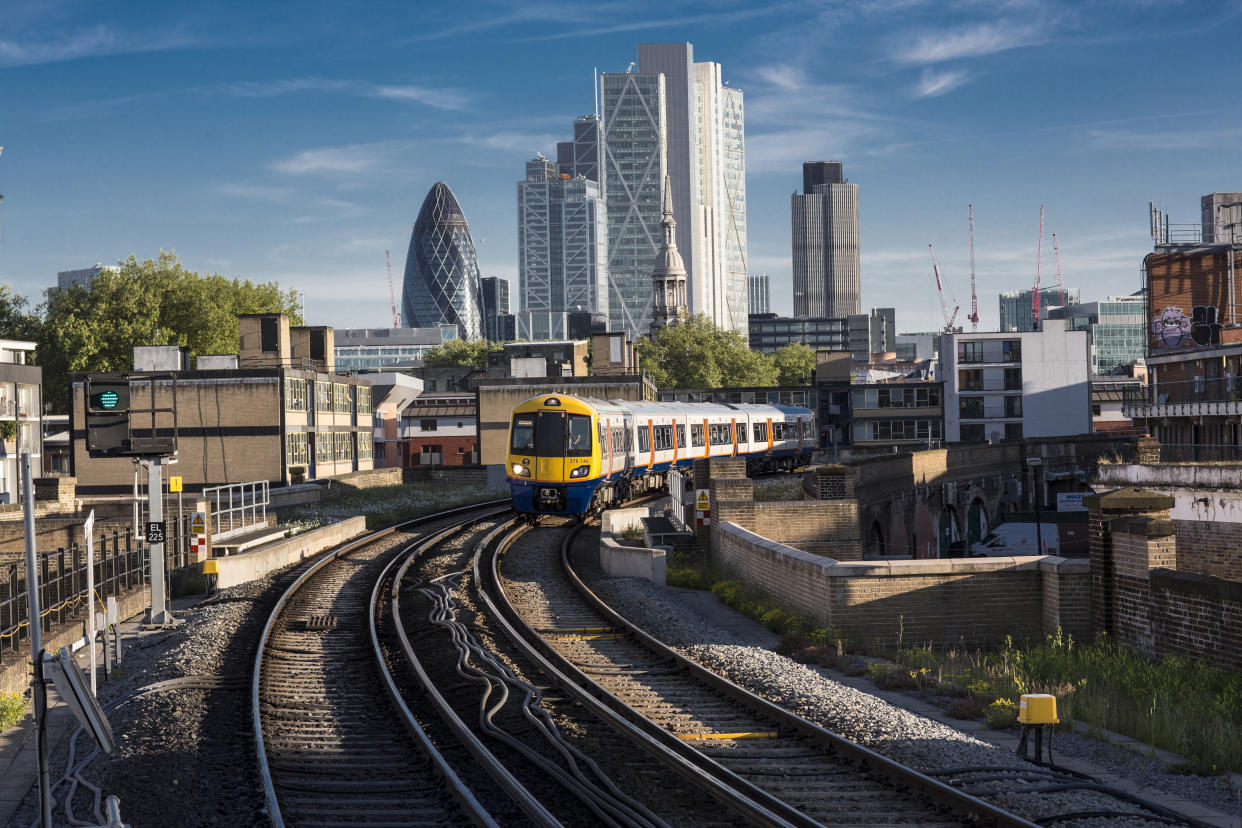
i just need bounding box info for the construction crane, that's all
[1031,204,1045,328]
[1052,232,1066,309]
[385,250,400,328]
[968,204,979,332]
[929,243,960,333]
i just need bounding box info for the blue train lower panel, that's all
[509,477,602,515]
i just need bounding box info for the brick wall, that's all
[1169,520,1242,581]
[1149,571,1242,671]
[714,520,1085,647]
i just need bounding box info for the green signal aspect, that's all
[96,390,119,410]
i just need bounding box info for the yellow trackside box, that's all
[1018,693,1058,725]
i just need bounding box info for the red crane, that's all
[386,250,400,328]
[1052,232,1066,309]
[929,243,959,333]
[968,204,979,332]
[1031,204,1045,329]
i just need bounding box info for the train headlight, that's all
[512,464,530,477]
[569,465,590,478]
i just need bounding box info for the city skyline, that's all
[1,2,1239,335]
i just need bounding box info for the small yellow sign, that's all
[169,476,183,493]
[695,489,710,511]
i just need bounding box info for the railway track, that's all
[484,517,1038,828]
[253,502,510,828]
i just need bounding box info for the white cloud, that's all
[203,78,351,97]
[373,85,472,111]
[913,68,969,97]
[754,63,809,91]
[893,20,1043,65]
[1087,126,1242,151]
[0,23,191,68]
[215,182,366,218]
[269,144,392,176]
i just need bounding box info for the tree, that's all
[421,337,496,370]
[37,251,302,412]
[636,315,778,389]
[0,285,42,342]
[772,343,815,386]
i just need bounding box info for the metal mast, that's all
[929,243,959,333]
[968,204,979,332]
[1052,232,1066,309]
[385,250,400,328]
[1032,204,1045,329]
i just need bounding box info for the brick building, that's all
[1124,243,1242,459]
[70,314,374,493]
[401,394,477,466]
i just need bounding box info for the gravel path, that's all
[578,555,1241,826]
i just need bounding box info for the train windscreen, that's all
[511,415,536,453]
[566,414,592,457]
[513,410,593,457]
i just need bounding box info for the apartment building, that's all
[0,341,42,504]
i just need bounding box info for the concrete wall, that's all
[599,507,666,585]
[206,517,366,590]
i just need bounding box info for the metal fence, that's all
[204,480,269,539]
[0,515,190,666]
[668,469,690,532]
[1156,443,1242,463]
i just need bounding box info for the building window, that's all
[1004,367,1022,391]
[285,432,309,466]
[315,432,333,462]
[961,423,986,442]
[356,385,372,415]
[1004,395,1023,418]
[1092,404,1102,416]
[285,378,308,411]
[420,419,437,432]
[1003,340,1022,362]
[1005,422,1024,441]
[959,369,983,391]
[960,397,985,419]
[333,383,350,413]
[958,341,984,364]
[357,431,373,461]
[315,381,331,412]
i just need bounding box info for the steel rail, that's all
[476,520,811,828]
[387,515,564,828]
[555,520,1042,828]
[252,498,508,828]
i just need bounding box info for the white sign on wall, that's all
[1057,492,1088,511]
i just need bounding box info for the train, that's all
[506,393,816,516]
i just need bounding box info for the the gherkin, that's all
[401,182,483,340]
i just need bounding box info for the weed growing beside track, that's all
[279,483,498,530]
[0,692,26,730]
[666,549,1241,777]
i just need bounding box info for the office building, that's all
[0,341,42,504]
[516,155,609,323]
[599,43,747,338]
[1201,192,1242,243]
[480,277,510,342]
[792,161,860,319]
[943,320,1091,443]
[1043,292,1146,374]
[512,310,596,341]
[556,115,602,183]
[334,327,456,372]
[748,272,770,315]
[998,287,1081,332]
[402,182,484,340]
[57,264,118,291]
[748,306,894,362]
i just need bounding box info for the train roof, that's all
[512,392,813,419]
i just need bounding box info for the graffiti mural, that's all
[1152,306,1192,348]
[1152,305,1224,349]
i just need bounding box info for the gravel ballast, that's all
[581,563,1241,825]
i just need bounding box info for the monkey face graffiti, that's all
[1152,307,1192,348]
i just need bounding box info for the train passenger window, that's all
[753,422,765,442]
[638,427,649,453]
[653,427,665,451]
[676,425,686,448]
[691,424,704,447]
[598,422,606,452]
[567,414,592,457]
[511,417,536,453]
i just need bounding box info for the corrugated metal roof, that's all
[403,405,475,418]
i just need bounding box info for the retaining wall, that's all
[206,518,367,590]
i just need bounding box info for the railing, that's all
[1156,443,1242,463]
[1123,378,1241,418]
[0,525,186,665]
[204,480,269,540]
[668,469,689,532]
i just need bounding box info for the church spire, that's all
[650,173,687,333]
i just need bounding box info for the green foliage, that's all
[985,698,1020,729]
[947,696,988,719]
[0,421,15,440]
[421,337,497,370]
[753,479,806,502]
[617,525,644,541]
[0,692,27,730]
[637,314,779,389]
[772,343,815,386]
[279,482,497,530]
[35,251,302,412]
[0,285,41,342]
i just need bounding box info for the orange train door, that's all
[604,417,612,478]
[671,417,678,467]
[766,417,774,455]
[646,419,653,469]
[730,418,737,457]
[702,419,710,459]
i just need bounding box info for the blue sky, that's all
[1,0,1239,334]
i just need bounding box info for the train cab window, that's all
[637,426,649,453]
[676,424,686,448]
[567,414,592,457]
[691,424,704,447]
[511,416,536,453]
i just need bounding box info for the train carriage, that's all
[507,393,815,516]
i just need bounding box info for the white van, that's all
[970,523,1061,556]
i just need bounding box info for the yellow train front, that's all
[507,393,604,515]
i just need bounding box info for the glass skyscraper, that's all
[998,287,1081,332]
[792,161,861,319]
[401,182,484,341]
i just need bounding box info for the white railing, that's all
[203,480,269,540]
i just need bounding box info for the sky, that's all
[1,0,1239,335]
